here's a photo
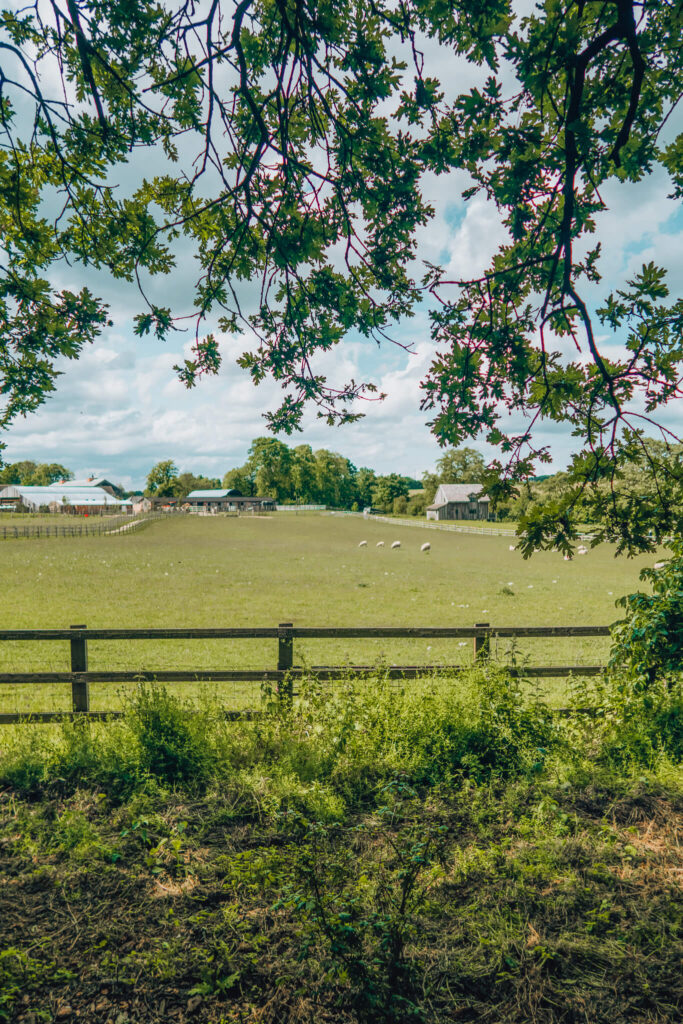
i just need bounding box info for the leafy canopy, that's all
[0,1,681,551]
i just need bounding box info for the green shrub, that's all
[255,667,560,804]
[127,684,216,788]
[610,543,683,686]
[1,670,561,804]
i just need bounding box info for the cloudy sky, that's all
[2,13,682,490]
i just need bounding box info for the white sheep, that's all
[376,541,385,548]
[358,540,367,547]
[421,542,431,553]
[391,540,401,549]
[577,545,588,555]
[563,554,572,561]
[654,561,667,569]
[509,545,516,551]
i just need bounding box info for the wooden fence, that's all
[0,622,611,723]
[0,513,166,541]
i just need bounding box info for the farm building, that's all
[184,489,276,513]
[426,483,490,521]
[0,484,132,514]
[130,495,153,514]
[67,477,124,497]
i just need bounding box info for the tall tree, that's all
[371,473,411,512]
[0,1,681,549]
[314,449,357,508]
[435,448,487,485]
[355,467,378,509]
[222,466,255,495]
[247,437,293,502]
[146,460,179,497]
[291,445,318,504]
[32,463,73,486]
[174,471,221,500]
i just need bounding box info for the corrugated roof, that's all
[0,485,128,507]
[434,483,489,503]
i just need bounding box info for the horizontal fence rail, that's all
[0,622,612,724]
[0,513,167,541]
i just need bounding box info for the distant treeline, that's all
[0,461,73,487]
[5,438,679,521]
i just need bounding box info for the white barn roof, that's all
[0,484,128,508]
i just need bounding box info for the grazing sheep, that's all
[391,540,401,549]
[358,540,368,548]
[376,541,385,548]
[509,545,516,551]
[654,561,667,569]
[577,545,588,555]
[421,542,431,553]
[563,554,572,561]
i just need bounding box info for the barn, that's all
[0,484,132,514]
[426,483,490,521]
[185,489,276,513]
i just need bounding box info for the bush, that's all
[256,667,560,805]
[0,670,561,804]
[574,671,683,769]
[610,542,683,686]
[127,684,217,787]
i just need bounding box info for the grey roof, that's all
[186,489,231,499]
[434,483,489,503]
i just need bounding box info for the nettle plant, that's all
[610,542,683,688]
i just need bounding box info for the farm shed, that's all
[185,489,276,513]
[130,495,153,514]
[0,484,132,514]
[426,483,490,521]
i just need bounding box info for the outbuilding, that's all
[185,489,276,513]
[426,483,490,521]
[0,484,132,514]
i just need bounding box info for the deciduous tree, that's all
[0,1,680,549]
[146,459,179,497]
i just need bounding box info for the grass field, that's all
[1,517,681,1024]
[0,513,661,716]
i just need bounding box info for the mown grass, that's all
[0,669,681,1023]
[0,514,663,717]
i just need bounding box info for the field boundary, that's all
[0,621,611,723]
[0,512,168,541]
[332,510,596,542]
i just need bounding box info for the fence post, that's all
[70,624,90,714]
[278,622,294,701]
[474,622,490,662]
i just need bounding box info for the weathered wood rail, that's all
[0,622,611,723]
[0,513,166,541]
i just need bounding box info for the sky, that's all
[1,10,682,490]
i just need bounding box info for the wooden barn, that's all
[426,483,490,521]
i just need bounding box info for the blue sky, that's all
[1,28,681,490]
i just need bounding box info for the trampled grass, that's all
[0,513,662,715]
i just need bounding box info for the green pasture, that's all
[0,512,121,526]
[0,513,662,715]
